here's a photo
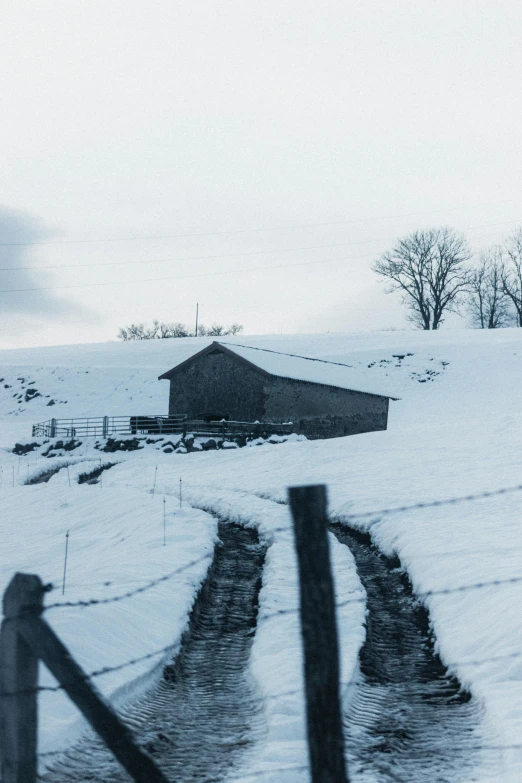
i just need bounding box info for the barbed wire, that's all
[1,643,178,701]
[263,480,522,538]
[261,568,522,625]
[418,574,522,598]
[12,635,522,703]
[342,482,522,521]
[43,553,212,613]
[3,479,522,770]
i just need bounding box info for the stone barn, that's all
[158,342,395,439]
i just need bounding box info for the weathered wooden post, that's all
[19,614,170,782]
[0,573,43,783]
[102,416,109,438]
[0,573,171,783]
[50,418,57,438]
[288,484,349,783]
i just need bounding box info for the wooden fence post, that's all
[0,573,171,783]
[18,615,170,783]
[0,573,42,783]
[288,485,349,783]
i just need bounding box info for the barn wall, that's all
[263,376,389,439]
[167,349,266,420]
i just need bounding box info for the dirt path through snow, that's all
[331,523,499,783]
[40,522,266,783]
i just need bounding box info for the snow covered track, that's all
[40,521,266,783]
[331,524,498,783]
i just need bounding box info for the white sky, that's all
[1,0,521,349]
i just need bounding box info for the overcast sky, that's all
[1,0,521,349]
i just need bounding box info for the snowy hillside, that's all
[1,328,522,782]
[0,330,458,445]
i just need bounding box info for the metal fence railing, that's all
[31,416,294,440]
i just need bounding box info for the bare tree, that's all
[118,321,243,340]
[158,322,191,338]
[205,324,226,336]
[502,229,522,327]
[374,227,471,329]
[117,323,151,340]
[468,248,513,328]
[197,323,243,336]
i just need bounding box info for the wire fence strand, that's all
[43,553,212,613]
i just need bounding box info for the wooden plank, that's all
[18,615,170,783]
[0,574,42,783]
[288,485,349,783]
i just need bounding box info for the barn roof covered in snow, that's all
[159,341,398,399]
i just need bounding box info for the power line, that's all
[0,251,383,295]
[0,219,515,273]
[0,239,387,273]
[1,217,519,296]
[0,199,515,247]
[0,238,396,272]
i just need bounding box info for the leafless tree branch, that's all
[117,321,243,340]
[373,227,471,329]
[468,247,513,328]
[502,228,522,327]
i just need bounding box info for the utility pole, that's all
[195,303,199,337]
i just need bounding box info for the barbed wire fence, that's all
[0,480,522,781]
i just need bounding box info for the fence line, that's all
[32,415,294,440]
[0,643,178,700]
[31,479,522,620]
[5,616,522,703]
[7,615,522,703]
[3,562,521,704]
[43,554,212,613]
[32,415,188,439]
[43,555,522,625]
[341,482,522,520]
[3,480,522,781]
[264,480,522,538]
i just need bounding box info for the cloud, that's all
[0,205,89,322]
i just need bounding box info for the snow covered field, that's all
[1,329,522,782]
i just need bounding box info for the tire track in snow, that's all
[331,523,499,783]
[40,522,267,783]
